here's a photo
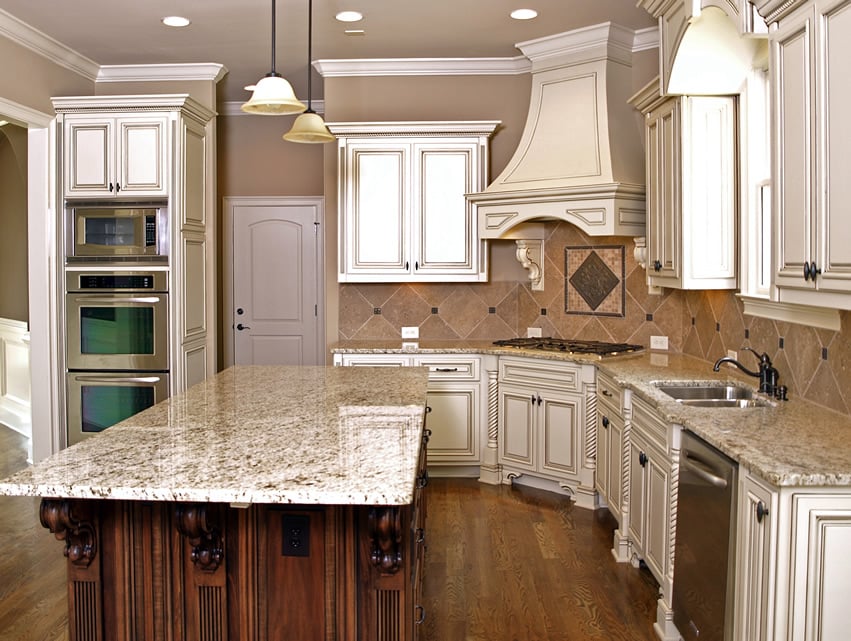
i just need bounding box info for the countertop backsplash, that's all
[337,221,851,417]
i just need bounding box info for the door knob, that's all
[236,323,251,331]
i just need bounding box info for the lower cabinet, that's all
[497,356,596,508]
[335,353,484,469]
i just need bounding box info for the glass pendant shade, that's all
[283,110,335,143]
[242,74,306,115]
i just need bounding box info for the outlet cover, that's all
[727,349,738,360]
[401,326,419,339]
[527,327,543,338]
[650,335,669,350]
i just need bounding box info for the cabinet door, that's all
[341,142,410,277]
[64,117,114,197]
[643,441,670,584]
[424,383,480,464]
[734,473,776,641]
[538,390,580,478]
[607,413,625,524]
[627,434,647,556]
[773,6,816,291]
[646,97,681,283]
[117,116,169,197]
[816,0,851,294]
[498,386,536,472]
[412,142,478,276]
[596,409,612,500]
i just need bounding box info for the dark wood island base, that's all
[40,489,426,641]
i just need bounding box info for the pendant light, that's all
[242,0,306,115]
[283,0,335,143]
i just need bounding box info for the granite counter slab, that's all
[0,366,430,505]
[332,341,851,488]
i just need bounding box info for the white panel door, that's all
[230,201,322,366]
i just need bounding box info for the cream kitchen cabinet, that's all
[61,113,169,199]
[595,370,631,561]
[771,0,851,309]
[497,356,597,509]
[333,352,485,469]
[328,122,499,283]
[627,395,680,640]
[630,83,737,290]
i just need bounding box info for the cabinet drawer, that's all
[596,371,624,414]
[338,354,412,367]
[499,357,584,392]
[631,395,668,448]
[414,356,480,381]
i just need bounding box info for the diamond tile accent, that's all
[565,246,624,316]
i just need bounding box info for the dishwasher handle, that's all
[682,449,728,488]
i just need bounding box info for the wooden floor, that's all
[0,426,659,641]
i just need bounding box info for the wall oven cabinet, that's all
[66,371,169,445]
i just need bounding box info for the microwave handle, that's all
[72,375,164,384]
[73,296,163,304]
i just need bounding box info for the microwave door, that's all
[75,209,149,256]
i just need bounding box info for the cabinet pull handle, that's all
[638,451,647,467]
[109,182,114,193]
[405,261,409,270]
[415,605,426,625]
[416,527,425,543]
[531,394,536,404]
[415,261,419,270]
[602,416,609,429]
[536,394,542,406]
[115,182,121,193]
[756,500,769,523]
[435,367,458,372]
[602,389,613,397]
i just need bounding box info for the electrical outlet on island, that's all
[650,335,669,351]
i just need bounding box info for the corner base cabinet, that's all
[328,121,499,283]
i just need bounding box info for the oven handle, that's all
[73,296,164,304]
[681,450,728,488]
[72,375,164,384]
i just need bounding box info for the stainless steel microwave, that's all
[67,202,169,260]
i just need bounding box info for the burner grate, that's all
[492,337,643,356]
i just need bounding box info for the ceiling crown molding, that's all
[97,63,228,84]
[0,9,99,81]
[219,100,325,117]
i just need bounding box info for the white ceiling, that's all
[0,0,656,103]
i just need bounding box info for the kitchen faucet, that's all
[713,347,787,400]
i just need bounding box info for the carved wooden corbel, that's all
[368,507,403,575]
[175,504,224,572]
[39,499,97,567]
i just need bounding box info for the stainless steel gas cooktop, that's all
[492,337,644,357]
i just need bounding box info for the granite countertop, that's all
[332,340,851,488]
[0,366,430,505]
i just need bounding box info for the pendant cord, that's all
[306,0,313,111]
[270,0,277,74]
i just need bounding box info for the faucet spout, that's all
[712,356,759,378]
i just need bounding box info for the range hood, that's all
[469,23,647,240]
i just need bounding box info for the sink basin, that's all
[654,383,769,408]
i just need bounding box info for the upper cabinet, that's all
[771,0,851,309]
[631,83,738,289]
[328,121,499,283]
[62,114,169,199]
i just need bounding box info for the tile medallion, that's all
[565,245,625,317]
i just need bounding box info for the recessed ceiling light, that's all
[510,9,538,20]
[162,16,191,28]
[336,11,363,22]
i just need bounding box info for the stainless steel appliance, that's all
[66,270,169,371]
[673,430,739,641]
[492,337,643,357]
[67,201,169,260]
[66,371,169,445]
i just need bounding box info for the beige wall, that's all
[0,123,28,322]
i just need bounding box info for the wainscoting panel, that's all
[0,317,31,438]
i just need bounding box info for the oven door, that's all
[66,371,169,445]
[66,292,169,371]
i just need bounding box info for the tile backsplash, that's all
[338,222,851,416]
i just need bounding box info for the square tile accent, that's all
[565,245,625,317]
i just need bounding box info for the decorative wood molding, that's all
[175,503,224,573]
[514,240,544,291]
[478,369,501,485]
[368,507,403,575]
[39,499,97,567]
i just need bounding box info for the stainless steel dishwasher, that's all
[673,430,739,641]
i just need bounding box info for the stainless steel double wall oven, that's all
[65,201,170,445]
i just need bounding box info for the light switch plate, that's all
[650,335,669,350]
[401,326,419,339]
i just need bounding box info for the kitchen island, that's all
[0,365,430,641]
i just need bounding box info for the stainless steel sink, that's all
[654,383,769,408]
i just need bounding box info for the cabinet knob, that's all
[756,500,769,523]
[416,469,429,489]
[638,451,648,467]
[537,394,542,406]
[653,260,662,272]
[115,182,121,193]
[109,182,114,193]
[804,261,822,282]
[601,389,613,397]
[602,416,610,429]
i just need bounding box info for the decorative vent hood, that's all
[469,23,647,239]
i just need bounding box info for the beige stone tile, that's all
[439,285,489,338]
[408,283,459,308]
[783,323,823,393]
[746,316,778,357]
[351,314,403,340]
[355,283,402,307]
[338,285,373,340]
[419,314,461,340]
[598,296,646,344]
[682,327,705,359]
[380,285,431,330]
[573,317,617,343]
[466,314,516,340]
[800,360,850,415]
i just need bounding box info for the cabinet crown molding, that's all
[326,121,501,137]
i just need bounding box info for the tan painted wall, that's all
[0,123,28,322]
[95,80,218,112]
